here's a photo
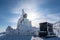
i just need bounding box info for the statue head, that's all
[23,13,27,18]
[22,9,27,18]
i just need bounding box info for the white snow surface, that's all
[53,21,60,37]
[31,36,60,40]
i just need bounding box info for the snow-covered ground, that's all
[0,34,60,40]
[31,36,60,40]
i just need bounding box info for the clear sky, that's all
[0,0,60,32]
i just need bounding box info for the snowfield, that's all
[0,34,60,40]
[31,36,60,40]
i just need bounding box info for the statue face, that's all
[23,14,27,18]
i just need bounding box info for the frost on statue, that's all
[17,9,32,35]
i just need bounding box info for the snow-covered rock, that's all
[6,26,13,32]
[5,26,17,34]
[53,21,60,37]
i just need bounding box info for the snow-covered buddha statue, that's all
[17,9,32,35]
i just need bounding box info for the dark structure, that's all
[39,22,55,37]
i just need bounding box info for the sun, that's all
[27,12,38,21]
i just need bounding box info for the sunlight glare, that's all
[27,12,38,21]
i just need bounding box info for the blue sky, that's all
[0,0,60,32]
